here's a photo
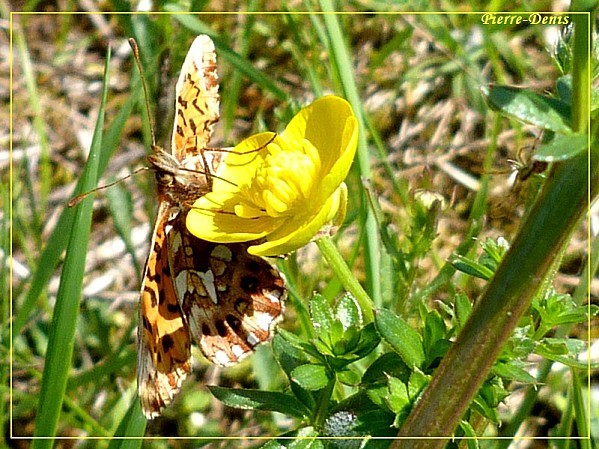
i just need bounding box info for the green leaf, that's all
[273,330,316,372]
[353,409,397,439]
[335,293,362,330]
[208,386,309,419]
[471,379,505,424]
[310,293,335,339]
[337,368,361,386]
[450,254,494,280]
[480,237,509,268]
[492,361,536,384]
[291,364,332,391]
[534,133,588,162]
[423,311,446,357]
[262,427,322,448]
[407,370,429,400]
[454,293,473,329]
[535,338,597,369]
[457,420,479,449]
[362,353,411,384]
[351,323,381,359]
[485,85,572,133]
[108,399,146,448]
[375,309,425,369]
[386,377,410,414]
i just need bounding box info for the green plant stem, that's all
[313,378,336,429]
[316,237,374,323]
[570,13,590,134]
[498,9,596,445]
[572,368,590,449]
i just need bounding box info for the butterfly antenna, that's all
[68,167,149,207]
[129,38,156,147]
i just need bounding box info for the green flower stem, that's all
[316,237,375,323]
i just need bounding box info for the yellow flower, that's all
[186,95,358,257]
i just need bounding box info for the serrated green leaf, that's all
[535,338,597,369]
[291,364,332,391]
[375,309,425,369]
[407,370,429,399]
[208,386,309,418]
[272,332,311,376]
[534,133,588,162]
[485,85,572,133]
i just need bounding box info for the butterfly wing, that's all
[167,214,286,367]
[138,204,192,419]
[172,34,220,160]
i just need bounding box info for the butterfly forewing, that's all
[172,34,220,159]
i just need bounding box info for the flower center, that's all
[238,139,321,218]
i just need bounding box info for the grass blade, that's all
[30,46,111,446]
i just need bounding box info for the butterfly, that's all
[136,35,286,419]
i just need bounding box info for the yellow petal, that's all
[247,185,345,257]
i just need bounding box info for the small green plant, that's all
[202,233,594,449]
